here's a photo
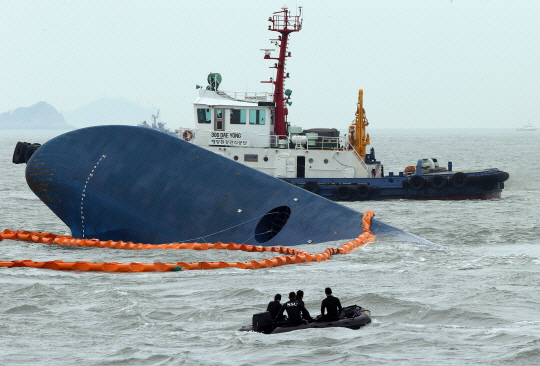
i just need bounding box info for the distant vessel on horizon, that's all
[138,109,176,136]
[516,123,537,131]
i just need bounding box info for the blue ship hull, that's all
[25,126,434,247]
[284,171,507,201]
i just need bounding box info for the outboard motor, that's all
[252,311,274,333]
[341,305,363,318]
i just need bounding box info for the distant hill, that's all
[63,98,157,128]
[0,102,73,130]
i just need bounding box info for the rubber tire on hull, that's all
[409,175,426,190]
[467,175,480,185]
[355,184,371,200]
[450,172,468,189]
[428,175,447,190]
[303,181,320,194]
[479,174,497,185]
[24,143,41,163]
[12,142,28,164]
[335,185,353,201]
[495,171,510,182]
[479,174,496,190]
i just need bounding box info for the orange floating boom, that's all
[0,212,375,273]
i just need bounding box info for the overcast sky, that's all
[1,0,539,129]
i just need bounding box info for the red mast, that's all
[262,7,302,137]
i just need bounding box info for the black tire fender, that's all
[335,185,352,201]
[409,175,425,190]
[355,184,371,199]
[450,172,468,189]
[303,181,320,194]
[12,141,28,164]
[24,143,41,163]
[495,171,509,182]
[467,175,480,185]
[480,173,497,184]
[428,175,447,190]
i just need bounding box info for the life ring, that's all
[303,181,320,194]
[428,175,447,190]
[182,130,194,141]
[409,174,425,190]
[334,185,352,201]
[404,165,416,175]
[449,172,468,189]
[355,184,371,200]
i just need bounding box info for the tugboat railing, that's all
[269,135,289,148]
[217,90,274,102]
[189,130,368,166]
[346,139,369,171]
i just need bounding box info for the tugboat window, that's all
[249,110,266,125]
[215,109,224,130]
[230,109,247,124]
[197,108,211,124]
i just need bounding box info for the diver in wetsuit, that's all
[267,294,284,321]
[320,287,342,321]
[296,290,312,321]
[275,292,310,327]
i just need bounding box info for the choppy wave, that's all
[1,129,540,365]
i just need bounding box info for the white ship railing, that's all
[346,139,369,171]
[217,91,274,102]
[185,129,369,168]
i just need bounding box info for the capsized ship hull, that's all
[25,126,434,247]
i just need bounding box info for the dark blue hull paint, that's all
[285,172,507,201]
[25,126,435,247]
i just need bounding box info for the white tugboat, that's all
[174,6,508,201]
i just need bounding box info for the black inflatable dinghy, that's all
[239,305,371,334]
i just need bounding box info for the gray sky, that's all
[1,0,539,129]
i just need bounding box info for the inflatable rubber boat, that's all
[239,305,371,334]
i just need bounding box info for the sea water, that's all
[0,129,539,365]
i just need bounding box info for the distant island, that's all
[0,99,158,130]
[0,102,73,130]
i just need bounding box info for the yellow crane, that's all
[348,89,370,159]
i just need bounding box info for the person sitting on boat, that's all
[267,294,285,321]
[320,287,343,322]
[296,290,312,321]
[274,292,310,327]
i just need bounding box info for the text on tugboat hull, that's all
[209,132,249,146]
